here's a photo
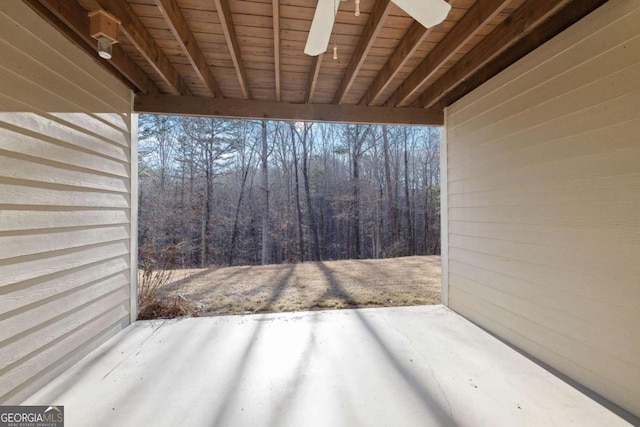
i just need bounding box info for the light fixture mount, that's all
[89,10,120,60]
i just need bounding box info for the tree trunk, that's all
[301,125,321,261]
[353,149,362,259]
[403,134,413,256]
[261,120,271,265]
[290,125,305,262]
[382,125,399,255]
[229,164,250,265]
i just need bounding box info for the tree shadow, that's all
[316,261,457,426]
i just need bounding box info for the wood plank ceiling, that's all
[25,0,608,124]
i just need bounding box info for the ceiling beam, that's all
[154,0,221,97]
[389,0,512,107]
[95,0,189,96]
[359,21,431,107]
[273,0,281,101]
[433,0,608,109]
[30,0,157,93]
[417,0,572,109]
[213,0,251,99]
[306,53,324,104]
[332,0,392,104]
[135,94,444,126]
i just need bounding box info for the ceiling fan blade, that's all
[305,0,338,56]
[392,0,451,29]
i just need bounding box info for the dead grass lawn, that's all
[159,256,440,316]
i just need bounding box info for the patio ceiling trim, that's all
[417,0,573,109]
[332,0,392,105]
[390,0,512,108]
[306,54,324,104]
[154,0,222,97]
[213,0,251,99]
[29,0,158,94]
[95,0,189,96]
[135,94,444,125]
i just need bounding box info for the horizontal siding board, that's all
[0,237,130,288]
[449,201,640,228]
[0,275,129,345]
[0,181,130,208]
[449,259,640,333]
[449,246,639,311]
[0,256,129,315]
[448,233,639,280]
[0,209,130,232]
[449,173,640,207]
[449,219,640,248]
[449,271,640,365]
[445,0,640,415]
[448,118,640,182]
[0,126,130,177]
[0,108,129,162]
[0,225,130,261]
[0,155,129,193]
[449,143,639,195]
[449,89,640,169]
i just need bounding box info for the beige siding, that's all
[0,1,134,404]
[444,1,640,416]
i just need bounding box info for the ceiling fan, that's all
[304,0,452,56]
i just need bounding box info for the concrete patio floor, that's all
[24,305,634,426]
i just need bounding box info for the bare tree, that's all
[260,120,271,265]
[137,116,441,267]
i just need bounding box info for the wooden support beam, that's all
[359,21,430,106]
[154,0,221,97]
[135,94,444,126]
[390,0,511,107]
[434,0,608,109]
[31,0,157,93]
[417,0,572,109]
[213,0,250,99]
[95,0,189,95]
[332,0,392,104]
[306,53,324,104]
[273,0,281,101]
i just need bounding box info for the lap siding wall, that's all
[0,1,134,404]
[444,1,640,416]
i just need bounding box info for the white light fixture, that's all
[89,10,120,61]
[97,36,112,59]
[355,0,360,16]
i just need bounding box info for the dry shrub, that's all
[137,244,201,320]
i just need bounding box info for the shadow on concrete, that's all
[316,261,457,426]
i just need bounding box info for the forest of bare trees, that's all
[138,116,441,267]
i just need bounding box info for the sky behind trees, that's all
[138,116,440,268]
